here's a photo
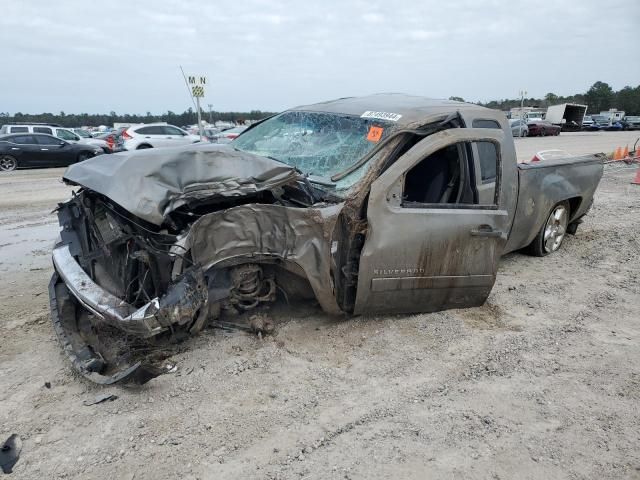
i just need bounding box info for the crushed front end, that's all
[48,145,346,384]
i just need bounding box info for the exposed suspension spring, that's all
[229,264,276,310]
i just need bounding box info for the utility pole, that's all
[207,104,213,124]
[195,96,204,138]
[519,89,527,138]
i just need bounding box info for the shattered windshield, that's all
[233,111,394,193]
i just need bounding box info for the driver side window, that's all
[402,140,499,208]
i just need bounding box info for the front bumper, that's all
[52,244,208,338]
[50,244,209,384]
[52,244,165,337]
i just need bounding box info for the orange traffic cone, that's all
[613,147,622,160]
[632,165,640,185]
[622,146,629,159]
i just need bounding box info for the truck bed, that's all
[504,153,604,254]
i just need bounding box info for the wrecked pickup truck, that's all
[49,94,604,384]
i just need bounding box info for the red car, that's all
[527,121,561,137]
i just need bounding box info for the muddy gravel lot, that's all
[1,132,639,479]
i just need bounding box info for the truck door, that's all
[353,128,516,315]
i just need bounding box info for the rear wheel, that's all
[528,201,570,256]
[0,155,18,172]
[540,128,546,137]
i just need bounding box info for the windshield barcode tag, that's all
[361,111,402,122]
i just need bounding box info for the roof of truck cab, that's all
[290,93,494,128]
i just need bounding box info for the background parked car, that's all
[121,123,200,150]
[582,116,594,129]
[604,121,624,131]
[0,133,103,171]
[94,127,127,152]
[72,128,93,138]
[509,119,529,137]
[583,115,610,131]
[526,121,561,137]
[210,126,248,144]
[623,116,640,130]
[0,124,111,152]
[201,127,221,142]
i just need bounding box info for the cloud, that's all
[0,0,638,114]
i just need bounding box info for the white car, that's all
[0,124,111,152]
[121,123,200,150]
[508,119,529,137]
[210,126,248,144]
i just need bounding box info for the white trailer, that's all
[545,103,587,131]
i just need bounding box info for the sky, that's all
[1,0,638,115]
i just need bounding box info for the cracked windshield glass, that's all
[233,111,393,194]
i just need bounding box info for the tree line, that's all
[457,81,640,115]
[1,81,638,128]
[0,108,277,128]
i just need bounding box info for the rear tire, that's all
[540,128,546,137]
[0,155,18,172]
[528,201,570,257]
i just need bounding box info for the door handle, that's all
[41,148,49,151]
[470,225,504,238]
[11,147,20,150]
[145,136,151,138]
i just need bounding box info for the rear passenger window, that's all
[472,119,501,129]
[136,126,164,135]
[10,127,28,133]
[34,127,53,134]
[477,142,497,182]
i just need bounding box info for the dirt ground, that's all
[1,132,639,479]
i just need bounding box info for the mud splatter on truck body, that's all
[49,94,603,383]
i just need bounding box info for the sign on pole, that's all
[188,75,207,98]
[187,74,207,136]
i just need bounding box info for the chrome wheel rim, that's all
[0,155,17,171]
[543,205,568,253]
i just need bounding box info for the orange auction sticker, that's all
[367,126,384,142]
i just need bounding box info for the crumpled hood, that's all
[63,143,300,226]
